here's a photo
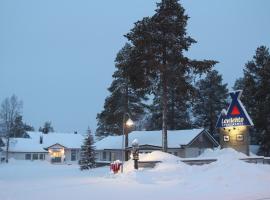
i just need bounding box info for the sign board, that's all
[216,90,253,128]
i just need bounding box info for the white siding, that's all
[184,148,201,158]
[8,152,48,161]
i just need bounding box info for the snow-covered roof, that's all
[27,132,84,149]
[7,132,84,153]
[95,129,205,150]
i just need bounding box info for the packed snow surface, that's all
[1,149,270,200]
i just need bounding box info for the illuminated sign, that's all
[216,90,253,128]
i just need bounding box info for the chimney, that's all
[39,135,43,144]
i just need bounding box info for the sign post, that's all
[216,90,253,155]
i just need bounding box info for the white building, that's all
[1,132,84,164]
[95,128,219,163]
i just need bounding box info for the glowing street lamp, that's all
[126,118,134,127]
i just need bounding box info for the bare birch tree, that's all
[0,95,22,163]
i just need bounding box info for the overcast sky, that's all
[1,0,270,134]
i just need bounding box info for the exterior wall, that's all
[96,150,123,162]
[219,126,250,155]
[96,148,187,161]
[4,149,81,163]
[167,148,185,157]
[64,149,81,163]
[47,145,81,163]
[96,131,218,160]
[184,132,217,158]
[8,152,47,161]
[184,147,201,158]
[189,132,217,149]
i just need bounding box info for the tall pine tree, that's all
[193,70,228,136]
[96,43,148,139]
[79,128,96,170]
[146,85,192,130]
[234,46,270,156]
[10,115,34,138]
[125,0,217,151]
[39,121,54,134]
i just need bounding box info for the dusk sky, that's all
[1,0,270,134]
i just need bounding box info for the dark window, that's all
[32,154,38,160]
[52,157,61,163]
[102,152,106,160]
[71,149,76,161]
[25,154,31,160]
[236,134,244,141]
[174,152,178,156]
[39,154,44,160]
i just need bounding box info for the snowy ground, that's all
[1,149,270,200]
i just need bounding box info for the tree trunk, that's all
[171,88,175,130]
[124,82,129,161]
[5,136,9,163]
[162,72,168,152]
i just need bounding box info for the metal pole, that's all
[121,114,126,173]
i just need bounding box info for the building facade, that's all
[95,129,219,163]
[1,132,84,164]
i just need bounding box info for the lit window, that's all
[52,151,62,157]
[224,135,230,142]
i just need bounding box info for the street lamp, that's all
[121,113,134,173]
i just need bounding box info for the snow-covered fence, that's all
[240,157,270,164]
[138,161,161,168]
[180,159,217,166]
[138,157,270,168]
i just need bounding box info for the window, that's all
[236,134,244,141]
[25,154,31,160]
[102,152,106,160]
[174,152,178,156]
[32,154,38,160]
[71,149,77,161]
[224,135,230,142]
[109,152,116,161]
[52,151,62,157]
[39,154,44,160]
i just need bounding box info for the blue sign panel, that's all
[216,90,253,128]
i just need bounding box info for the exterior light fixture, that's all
[126,118,134,127]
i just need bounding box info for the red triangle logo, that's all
[231,105,240,115]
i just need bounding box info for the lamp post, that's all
[121,113,134,173]
[132,139,139,170]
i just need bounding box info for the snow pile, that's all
[123,151,182,173]
[199,147,248,160]
[1,150,270,200]
[138,151,181,162]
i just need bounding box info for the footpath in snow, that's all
[0,149,270,200]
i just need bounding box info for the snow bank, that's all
[199,147,248,159]
[138,151,180,162]
[1,150,270,200]
[123,151,182,173]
